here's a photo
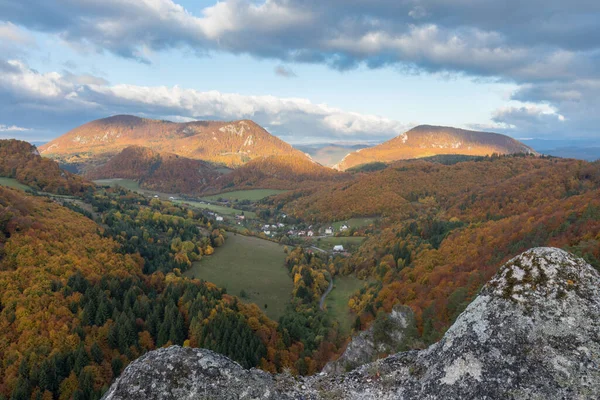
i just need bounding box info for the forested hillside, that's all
[220,154,349,190]
[287,155,600,345]
[0,140,92,195]
[86,146,222,195]
[0,181,352,399]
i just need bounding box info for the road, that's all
[319,276,334,311]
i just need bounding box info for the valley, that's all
[1,124,600,399]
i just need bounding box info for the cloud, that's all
[0,124,30,132]
[1,0,600,137]
[274,65,297,78]
[0,59,408,142]
[0,21,36,56]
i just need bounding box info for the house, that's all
[333,245,344,252]
[325,227,333,235]
[215,215,224,222]
[263,224,271,230]
[263,230,271,235]
[307,230,314,237]
[236,215,245,220]
[287,230,295,235]
[281,213,287,219]
[340,224,349,232]
[277,223,285,228]
[153,195,159,198]
[298,230,306,236]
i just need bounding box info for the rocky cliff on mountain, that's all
[103,248,600,399]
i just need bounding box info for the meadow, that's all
[0,177,32,191]
[184,234,292,320]
[331,217,377,230]
[202,189,288,202]
[324,275,368,334]
[174,200,257,219]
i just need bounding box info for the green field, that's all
[184,234,291,320]
[174,200,257,219]
[93,178,143,192]
[324,276,368,334]
[202,189,288,202]
[0,177,32,191]
[314,236,366,250]
[332,217,377,230]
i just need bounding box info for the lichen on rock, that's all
[103,248,600,399]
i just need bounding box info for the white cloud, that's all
[0,124,30,132]
[0,59,408,141]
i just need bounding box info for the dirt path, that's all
[319,277,334,311]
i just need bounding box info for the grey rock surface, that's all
[103,248,600,399]
[323,304,419,374]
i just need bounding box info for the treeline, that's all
[81,187,225,273]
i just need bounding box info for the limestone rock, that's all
[323,304,419,374]
[103,248,600,399]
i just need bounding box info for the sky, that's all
[0,0,599,145]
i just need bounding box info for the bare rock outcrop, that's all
[323,304,419,375]
[103,248,600,399]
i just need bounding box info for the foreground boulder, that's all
[103,248,600,399]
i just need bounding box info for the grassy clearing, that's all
[174,200,257,219]
[202,189,288,202]
[93,178,142,191]
[0,177,32,191]
[184,234,292,320]
[314,236,366,250]
[331,217,377,230]
[325,276,367,334]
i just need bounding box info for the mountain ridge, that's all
[335,125,536,170]
[39,115,309,170]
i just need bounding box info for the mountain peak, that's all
[102,247,600,399]
[335,124,535,170]
[40,115,307,168]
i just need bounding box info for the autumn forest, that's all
[1,136,599,400]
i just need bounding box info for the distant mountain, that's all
[0,139,92,195]
[295,143,369,167]
[40,115,310,170]
[87,146,222,194]
[520,139,600,161]
[334,125,535,170]
[220,153,349,190]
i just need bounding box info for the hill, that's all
[87,145,222,194]
[334,125,535,170]
[0,185,305,399]
[220,153,350,190]
[39,115,310,170]
[103,248,600,399]
[0,139,92,195]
